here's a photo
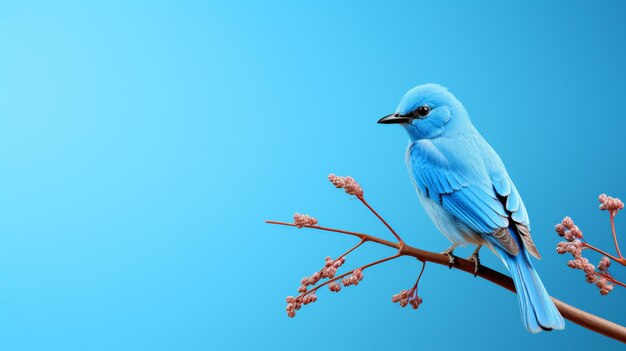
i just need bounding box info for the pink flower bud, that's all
[562,217,574,229]
[595,277,608,288]
[328,268,336,278]
[555,224,565,236]
[583,263,596,274]
[569,225,583,239]
[410,295,423,310]
[598,257,611,271]
[600,285,614,295]
[329,282,341,292]
[567,260,579,269]
[320,269,329,279]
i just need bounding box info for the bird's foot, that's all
[441,244,457,269]
[468,245,482,277]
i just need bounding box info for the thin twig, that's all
[582,242,626,266]
[337,238,366,260]
[357,195,404,243]
[610,214,624,260]
[412,260,426,290]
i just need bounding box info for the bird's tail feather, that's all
[496,245,565,333]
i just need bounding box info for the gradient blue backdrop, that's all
[0,1,625,350]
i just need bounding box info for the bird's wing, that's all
[482,142,540,258]
[408,137,540,258]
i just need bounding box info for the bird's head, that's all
[378,83,469,140]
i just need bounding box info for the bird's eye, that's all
[413,105,431,118]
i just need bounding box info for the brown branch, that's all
[267,220,626,343]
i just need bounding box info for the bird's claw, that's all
[468,245,481,277]
[442,245,457,269]
[446,252,455,268]
[469,253,480,277]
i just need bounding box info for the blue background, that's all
[0,1,625,350]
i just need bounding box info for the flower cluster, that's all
[321,256,345,280]
[555,216,583,241]
[556,240,582,257]
[285,293,317,318]
[296,256,346,294]
[599,194,624,215]
[286,255,348,317]
[555,215,615,295]
[293,213,318,228]
[328,282,341,292]
[298,272,321,292]
[328,174,364,197]
[341,268,364,287]
[392,288,423,310]
[597,257,614,295]
[565,255,596,283]
[595,278,614,295]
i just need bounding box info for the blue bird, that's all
[378,84,565,333]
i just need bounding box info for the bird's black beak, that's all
[377,113,412,124]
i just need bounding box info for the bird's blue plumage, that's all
[386,83,564,333]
